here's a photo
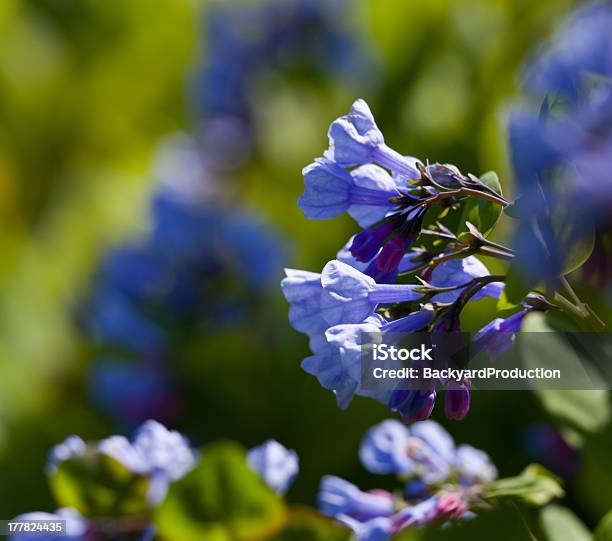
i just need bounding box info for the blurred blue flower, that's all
[98,420,197,504]
[319,420,494,540]
[195,0,379,169]
[509,1,612,285]
[247,439,299,495]
[46,436,86,475]
[319,476,395,521]
[89,359,180,429]
[359,419,496,488]
[9,508,86,541]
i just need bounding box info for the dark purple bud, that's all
[444,379,471,420]
[427,163,463,188]
[364,260,398,284]
[376,235,407,273]
[397,389,436,421]
[350,222,394,263]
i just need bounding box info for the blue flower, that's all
[324,99,385,167]
[320,260,421,326]
[473,309,529,359]
[335,515,393,541]
[304,314,389,409]
[359,420,455,485]
[98,420,197,504]
[299,161,400,226]
[318,476,395,521]
[9,508,86,541]
[454,445,498,486]
[281,269,327,336]
[247,440,299,495]
[429,257,503,303]
[325,100,420,179]
[46,436,86,474]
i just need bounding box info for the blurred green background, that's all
[0,0,610,537]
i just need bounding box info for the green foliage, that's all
[48,450,149,518]
[595,509,612,541]
[460,171,503,237]
[538,505,591,541]
[155,442,287,541]
[268,507,351,541]
[481,465,564,506]
[522,312,611,439]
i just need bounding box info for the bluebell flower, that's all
[247,440,299,495]
[325,100,420,178]
[195,0,379,167]
[320,260,421,325]
[318,476,395,521]
[9,508,86,541]
[320,419,498,541]
[473,309,529,359]
[359,420,455,485]
[522,2,612,102]
[303,314,389,409]
[46,436,86,474]
[299,160,400,226]
[335,515,393,541]
[281,269,327,336]
[429,257,503,303]
[389,495,440,532]
[508,2,612,285]
[454,445,498,486]
[98,420,197,504]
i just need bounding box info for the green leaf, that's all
[478,171,502,196]
[497,289,521,311]
[538,505,591,541]
[268,507,351,541]
[481,465,564,506]
[155,441,287,541]
[48,449,150,518]
[434,171,503,240]
[503,260,533,304]
[522,312,611,439]
[595,509,612,541]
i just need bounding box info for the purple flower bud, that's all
[350,222,394,263]
[375,235,407,273]
[396,389,437,422]
[444,379,471,420]
[435,492,469,520]
[426,163,463,188]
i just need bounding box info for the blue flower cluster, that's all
[247,439,300,495]
[509,1,612,288]
[82,136,285,427]
[319,419,497,541]
[13,420,298,541]
[283,100,534,420]
[195,0,378,171]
